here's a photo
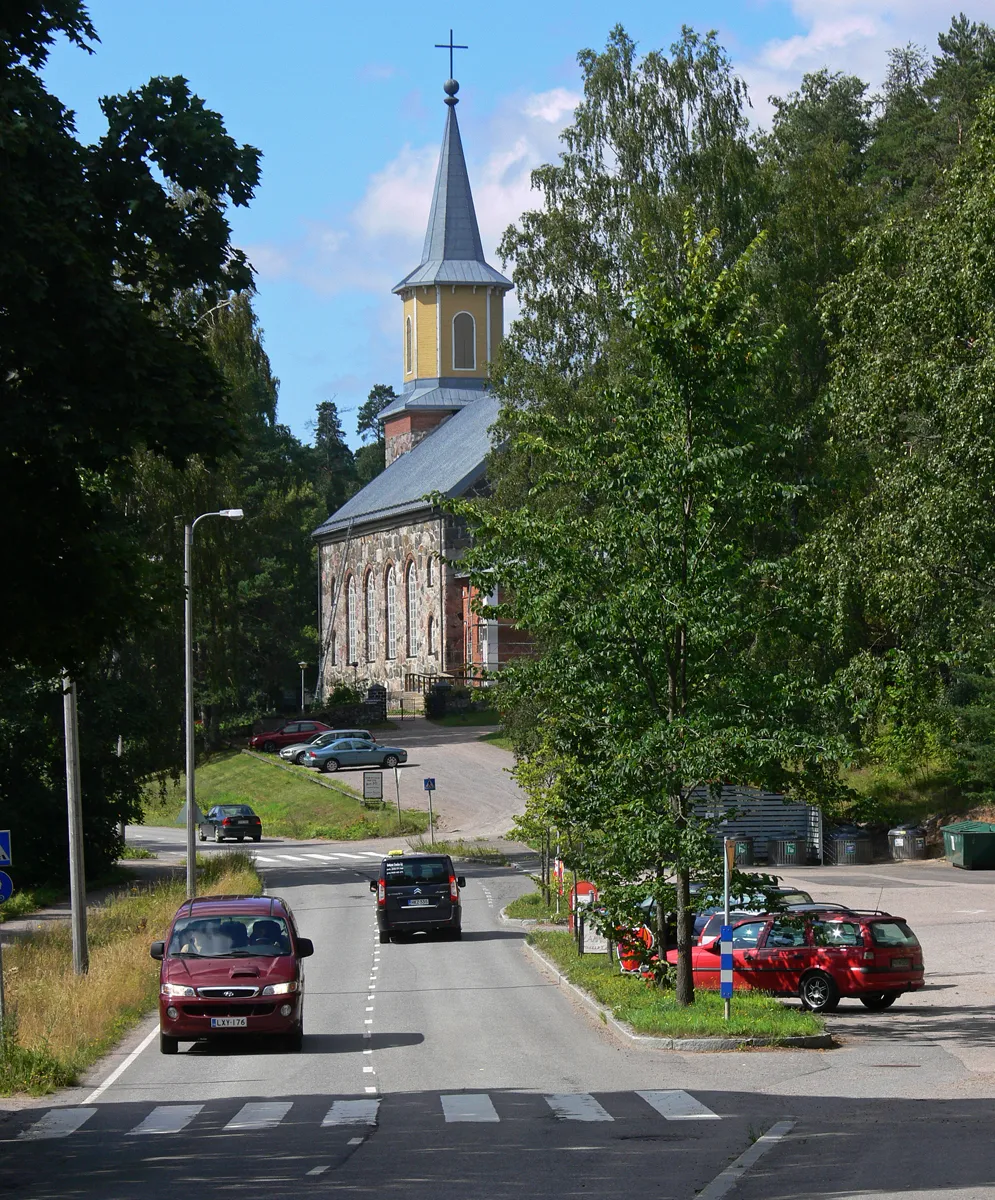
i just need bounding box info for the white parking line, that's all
[224,1101,293,1131]
[321,1099,380,1126]
[128,1105,204,1135]
[441,1094,500,1123]
[19,1108,97,1140]
[637,1091,720,1120]
[545,1094,613,1122]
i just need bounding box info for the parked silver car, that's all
[279,728,377,765]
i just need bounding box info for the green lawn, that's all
[408,837,509,863]
[529,930,825,1040]
[504,886,572,924]
[479,729,514,751]
[141,750,429,840]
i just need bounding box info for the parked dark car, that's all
[199,804,262,843]
[665,909,924,1012]
[150,895,313,1053]
[249,720,332,752]
[371,853,464,942]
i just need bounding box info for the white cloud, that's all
[524,87,582,124]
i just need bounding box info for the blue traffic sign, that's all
[423,778,436,791]
[0,871,13,903]
[0,830,9,867]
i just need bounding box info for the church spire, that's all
[392,75,512,293]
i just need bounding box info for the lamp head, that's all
[219,508,244,519]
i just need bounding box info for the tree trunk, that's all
[674,863,694,1005]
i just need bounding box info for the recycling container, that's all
[731,836,754,867]
[828,824,873,866]
[888,825,927,861]
[942,821,995,870]
[767,833,805,867]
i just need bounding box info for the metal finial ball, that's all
[444,78,459,96]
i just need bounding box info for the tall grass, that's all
[0,852,261,1096]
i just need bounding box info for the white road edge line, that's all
[696,1120,796,1200]
[82,1024,159,1104]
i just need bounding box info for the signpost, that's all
[423,778,436,845]
[0,831,10,1030]
[721,837,735,1019]
[393,767,402,833]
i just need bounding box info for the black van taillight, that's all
[449,875,459,902]
[377,879,386,905]
[222,817,231,826]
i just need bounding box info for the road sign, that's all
[363,771,383,801]
[423,778,436,791]
[0,872,12,903]
[719,924,733,1000]
[0,831,9,867]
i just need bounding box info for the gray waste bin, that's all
[888,825,926,861]
[767,833,805,867]
[829,824,872,865]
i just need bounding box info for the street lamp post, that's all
[184,508,243,899]
[298,661,308,713]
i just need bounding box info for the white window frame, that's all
[452,311,475,371]
[428,614,436,656]
[406,562,418,657]
[385,565,397,659]
[346,577,357,665]
[365,571,376,661]
[405,314,413,374]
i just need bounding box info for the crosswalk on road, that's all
[251,851,385,865]
[14,1092,724,1141]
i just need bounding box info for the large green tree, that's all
[1,2,260,673]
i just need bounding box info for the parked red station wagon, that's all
[151,895,313,1054]
[248,719,332,751]
[665,909,925,1012]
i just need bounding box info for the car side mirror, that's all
[457,876,466,888]
[297,937,314,958]
[369,879,378,892]
[707,941,722,952]
[150,941,165,960]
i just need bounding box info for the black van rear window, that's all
[383,857,450,886]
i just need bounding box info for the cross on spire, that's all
[435,29,467,80]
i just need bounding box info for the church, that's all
[312,74,526,701]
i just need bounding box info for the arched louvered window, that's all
[406,562,418,657]
[453,312,475,370]
[428,615,436,657]
[405,315,413,374]
[330,630,337,666]
[365,571,376,661]
[385,565,397,659]
[346,577,357,665]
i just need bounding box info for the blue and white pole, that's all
[722,836,733,1019]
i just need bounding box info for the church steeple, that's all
[381,62,513,466]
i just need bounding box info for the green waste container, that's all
[942,821,995,870]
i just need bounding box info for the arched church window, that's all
[385,565,397,659]
[330,630,337,667]
[428,615,436,657]
[453,312,475,370]
[365,571,376,661]
[346,576,357,665]
[427,556,435,587]
[406,562,418,657]
[405,315,413,374]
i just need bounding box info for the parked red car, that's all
[248,719,331,751]
[665,909,924,1012]
[150,895,313,1053]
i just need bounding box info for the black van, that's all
[371,853,465,942]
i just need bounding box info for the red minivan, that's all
[666,909,924,1012]
[151,895,313,1054]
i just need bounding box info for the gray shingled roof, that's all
[312,394,501,538]
[392,104,511,294]
[378,381,488,420]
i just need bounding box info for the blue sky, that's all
[44,1,976,447]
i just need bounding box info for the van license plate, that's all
[890,958,910,970]
[210,1017,247,1028]
[407,898,431,907]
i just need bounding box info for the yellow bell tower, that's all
[381,71,513,466]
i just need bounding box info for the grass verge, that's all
[0,887,61,922]
[409,837,508,864]
[428,707,501,726]
[528,930,824,1040]
[0,851,261,1096]
[504,889,571,924]
[141,750,429,840]
[479,729,514,751]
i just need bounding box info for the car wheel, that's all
[214,827,223,843]
[159,1032,178,1055]
[262,740,276,753]
[383,754,399,769]
[860,992,898,1011]
[237,836,245,842]
[378,931,391,944]
[798,971,840,1013]
[285,1023,304,1052]
[449,926,463,941]
[295,751,308,765]
[198,832,206,842]
[321,758,340,773]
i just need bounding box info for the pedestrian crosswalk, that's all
[14,1091,723,1141]
[251,850,385,865]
